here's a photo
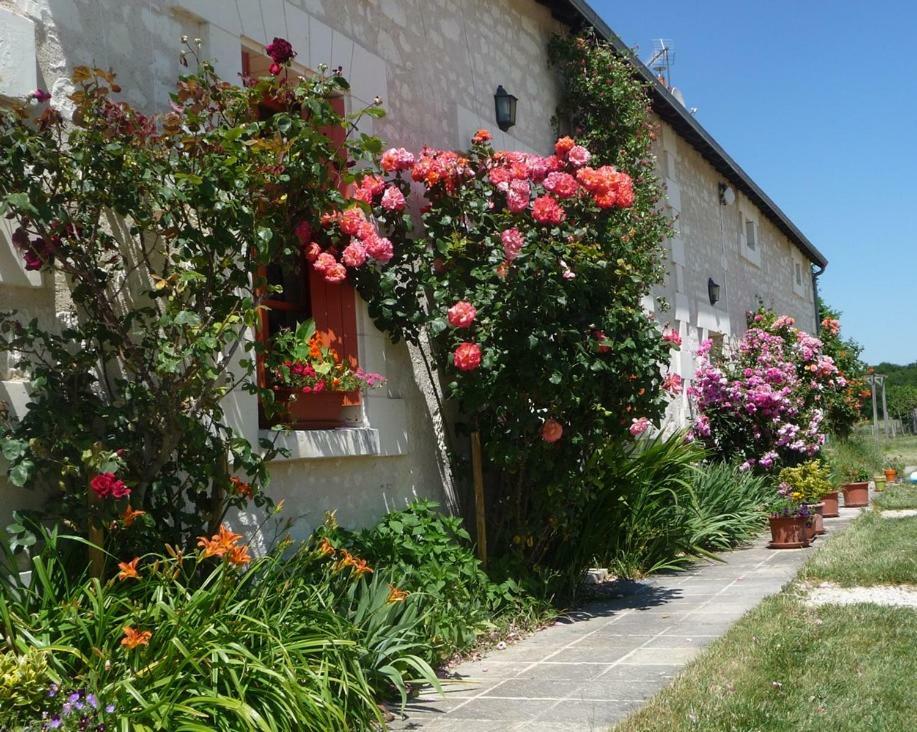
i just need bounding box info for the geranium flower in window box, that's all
[267,320,384,428]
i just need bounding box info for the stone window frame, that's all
[738,198,762,267]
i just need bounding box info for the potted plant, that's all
[840,466,870,508]
[265,319,385,428]
[768,489,811,549]
[884,459,902,485]
[779,461,832,536]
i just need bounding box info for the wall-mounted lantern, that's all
[494,85,517,132]
[708,278,721,306]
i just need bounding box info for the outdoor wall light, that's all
[708,277,721,306]
[494,85,517,132]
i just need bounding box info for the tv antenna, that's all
[646,39,674,88]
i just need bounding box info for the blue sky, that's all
[591,0,915,365]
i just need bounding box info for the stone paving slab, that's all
[389,506,862,731]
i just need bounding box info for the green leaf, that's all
[9,460,34,487]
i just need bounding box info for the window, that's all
[745,219,757,251]
[795,261,803,286]
[242,47,361,429]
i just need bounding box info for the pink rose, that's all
[543,172,579,199]
[567,145,591,167]
[594,330,611,354]
[541,418,563,443]
[381,186,406,211]
[531,195,565,225]
[453,342,482,372]
[380,147,415,173]
[313,252,337,273]
[501,227,525,262]
[340,207,367,236]
[447,300,476,329]
[341,240,367,268]
[629,417,651,437]
[663,373,683,393]
[505,179,531,213]
[323,262,347,284]
[365,235,394,264]
[303,242,322,263]
[662,329,682,348]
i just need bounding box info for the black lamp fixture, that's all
[708,277,721,306]
[494,85,517,132]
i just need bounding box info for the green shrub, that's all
[778,460,833,504]
[323,501,548,662]
[687,462,771,550]
[0,647,52,728]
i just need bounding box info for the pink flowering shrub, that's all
[689,307,847,471]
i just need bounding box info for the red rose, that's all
[453,342,482,372]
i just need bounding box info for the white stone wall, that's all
[651,116,818,424]
[0,0,565,535]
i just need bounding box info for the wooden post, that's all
[470,430,487,567]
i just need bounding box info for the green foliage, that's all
[0,527,439,730]
[817,302,867,438]
[0,47,385,553]
[324,501,548,662]
[0,647,52,728]
[778,460,833,503]
[824,434,882,484]
[687,463,772,550]
[887,384,917,420]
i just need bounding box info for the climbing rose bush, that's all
[689,308,846,471]
[346,122,673,568]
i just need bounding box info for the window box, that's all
[271,387,361,430]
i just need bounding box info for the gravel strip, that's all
[876,509,917,518]
[804,582,917,609]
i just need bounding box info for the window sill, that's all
[260,427,390,461]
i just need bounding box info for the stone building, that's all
[0,0,826,532]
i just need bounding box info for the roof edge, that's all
[539,0,827,268]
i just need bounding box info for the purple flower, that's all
[48,683,60,697]
[48,716,62,729]
[87,692,99,709]
[32,88,52,103]
[105,704,116,713]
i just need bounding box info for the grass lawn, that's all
[874,483,917,510]
[614,514,917,732]
[797,512,917,587]
[880,433,917,468]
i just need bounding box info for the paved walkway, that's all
[391,507,862,731]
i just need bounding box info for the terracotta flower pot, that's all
[884,469,898,484]
[804,514,817,543]
[768,515,810,549]
[274,388,359,429]
[822,491,840,518]
[811,502,826,535]
[842,482,869,508]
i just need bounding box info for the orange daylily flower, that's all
[197,524,243,559]
[121,505,145,527]
[387,585,409,603]
[350,558,373,577]
[116,557,140,581]
[121,626,152,649]
[226,544,252,567]
[317,537,336,557]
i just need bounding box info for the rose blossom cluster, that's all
[308,204,395,284]
[90,472,131,500]
[689,312,845,471]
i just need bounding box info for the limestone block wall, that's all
[0,0,565,535]
[651,116,818,425]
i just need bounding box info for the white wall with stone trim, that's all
[0,0,823,534]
